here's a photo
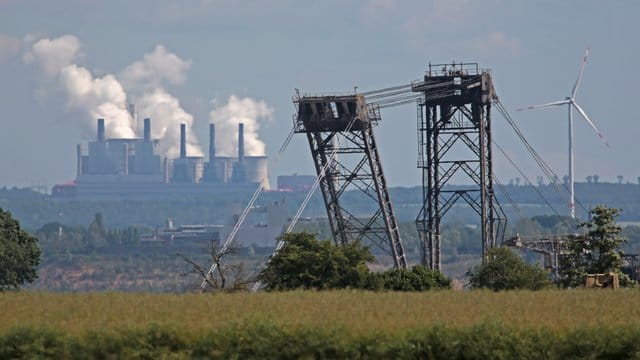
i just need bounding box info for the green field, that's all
[2,290,640,358]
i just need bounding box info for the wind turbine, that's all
[517,46,609,219]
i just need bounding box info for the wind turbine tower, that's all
[517,47,609,219]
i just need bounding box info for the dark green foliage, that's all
[369,265,451,291]
[0,208,41,291]
[259,232,451,292]
[559,205,633,287]
[467,247,552,291]
[2,324,640,359]
[258,232,374,291]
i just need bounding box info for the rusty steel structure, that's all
[504,234,578,279]
[293,94,407,269]
[413,63,506,270]
[505,234,640,281]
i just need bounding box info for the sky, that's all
[0,0,638,189]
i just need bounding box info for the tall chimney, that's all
[180,123,186,159]
[97,118,105,142]
[143,118,151,142]
[76,144,82,178]
[209,123,216,160]
[238,122,245,163]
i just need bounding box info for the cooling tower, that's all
[245,156,270,189]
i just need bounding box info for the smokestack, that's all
[76,144,82,178]
[238,122,245,163]
[180,123,187,159]
[97,118,105,142]
[209,123,216,160]
[143,118,151,142]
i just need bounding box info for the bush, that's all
[258,232,374,291]
[259,232,452,292]
[368,265,451,291]
[468,247,552,291]
[2,324,640,358]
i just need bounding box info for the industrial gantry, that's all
[412,63,506,270]
[293,94,407,269]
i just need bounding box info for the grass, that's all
[2,289,640,335]
[2,290,640,358]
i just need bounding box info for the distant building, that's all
[53,118,270,199]
[277,174,316,192]
[51,181,77,198]
[140,219,223,247]
[224,200,289,248]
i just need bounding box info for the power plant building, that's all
[54,118,270,199]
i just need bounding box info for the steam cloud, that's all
[23,34,80,75]
[119,45,192,90]
[25,35,272,160]
[24,36,203,155]
[24,35,135,138]
[136,89,202,158]
[118,44,202,157]
[209,95,273,156]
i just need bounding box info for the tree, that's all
[370,265,451,291]
[559,205,633,287]
[258,232,374,291]
[178,239,253,292]
[85,213,106,250]
[0,208,41,291]
[467,247,551,291]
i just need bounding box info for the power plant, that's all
[53,118,270,199]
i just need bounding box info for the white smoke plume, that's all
[119,45,192,90]
[24,35,135,138]
[59,66,136,138]
[209,95,273,156]
[117,45,202,157]
[24,35,203,155]
[23,34,80,75]
[136,89,203,158]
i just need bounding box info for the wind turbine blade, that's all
[572,102,609,147]
[516,99,570,111]
[571,46,590,98]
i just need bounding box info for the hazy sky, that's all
[0,0,638,188]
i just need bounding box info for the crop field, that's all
[2,290,640,358]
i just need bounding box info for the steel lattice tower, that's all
[413,63,506,270]
[294,94,407,269]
